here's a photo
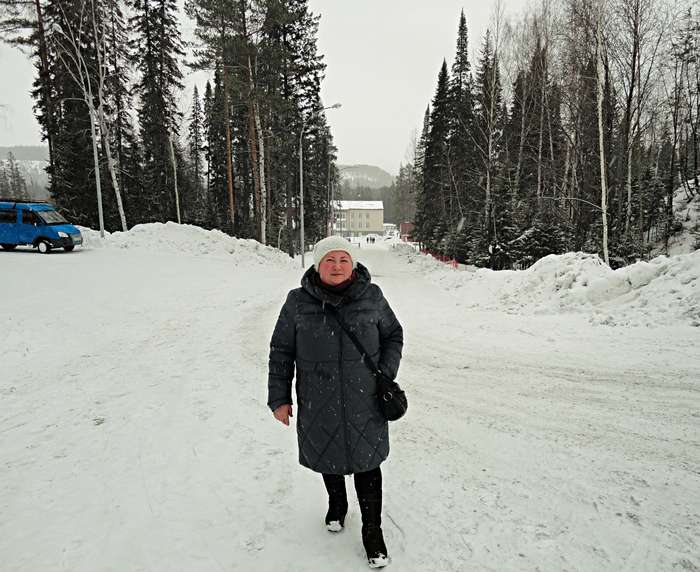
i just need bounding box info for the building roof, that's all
[334,200,384,210]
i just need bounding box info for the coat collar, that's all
[301,262,372,307]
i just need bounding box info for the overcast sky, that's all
[0,0,528,175]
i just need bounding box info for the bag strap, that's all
[324,305,382,377]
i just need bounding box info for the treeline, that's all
[405,2,699,268]
[0,0,337,253]
[0,152,30,199]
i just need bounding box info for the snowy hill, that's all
[338,164,394,189]
[0,145,50,200]
[2,224,698,572]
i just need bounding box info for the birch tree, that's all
[595,0,610,264]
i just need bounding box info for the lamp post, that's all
[300,102,341,268]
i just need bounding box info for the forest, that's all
[404,2,699,268]
[0,0,337,255]
[1,0,698,267]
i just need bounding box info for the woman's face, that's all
[318,250,353,286]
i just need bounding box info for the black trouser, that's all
[322,466,382,498]
[323,467,386,557]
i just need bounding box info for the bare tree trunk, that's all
[625,139,633,236]
[246,52,266,244]
[247,108,261,233]
[87,103,105,237]
[91,2,127,231]
[485,55,498,233]
[536,61,546,209]
[169,133,181,224]
[623,0,640,237]
[561,140,571,203]
[99,114,127,230]
[253,100,266,244]
[596,3,610,265]
[514,92,528,217]
[223,66,235,230]
[52,0,109,235]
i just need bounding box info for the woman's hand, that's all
[273,404,293,426]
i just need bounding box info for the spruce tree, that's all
[421,60,451,251]
[446,9,476,260]
[130,0,184,223]
[205,69,228,230]
[413,105,430,246]
[188,85,206,224]
[0,161,10,197]
[6,152,29,200]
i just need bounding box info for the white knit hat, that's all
[313,236,358,269]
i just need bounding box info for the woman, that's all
[267,235,403,568]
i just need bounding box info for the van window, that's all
[37,210,68,225]
[0,209,17,223]
[22,210,40,225]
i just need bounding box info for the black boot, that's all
[322,474,348,532]
[355,468,389,568]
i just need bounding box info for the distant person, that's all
[489,242,509,271]
[267,235,404,568]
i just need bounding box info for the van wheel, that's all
[37,240,52,254]
[64,245,75,252]
[1,244,17,251]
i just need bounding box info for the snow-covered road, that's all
[1,228,699,571]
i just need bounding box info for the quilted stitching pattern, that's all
[267,264,403,475]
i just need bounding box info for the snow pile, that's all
[667,184,699,255]
[397,249,700,327]
[648,182,699,257]
[78,221,295,267]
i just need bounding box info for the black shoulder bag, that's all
[325,306,408,421]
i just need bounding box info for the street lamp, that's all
[300,102,341,268]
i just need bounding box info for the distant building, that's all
[399,221,415,241]
[383,223,397,236]
[333,200,384,238]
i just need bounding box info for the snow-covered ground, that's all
[1,225,699,571]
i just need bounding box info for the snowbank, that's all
[78,222,296,267]
[666,183,700,255]
[648,182,699,256]
[397,249,700,327]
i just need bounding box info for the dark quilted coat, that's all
[267,263,404,475]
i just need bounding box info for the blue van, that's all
[0,199,83,253]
